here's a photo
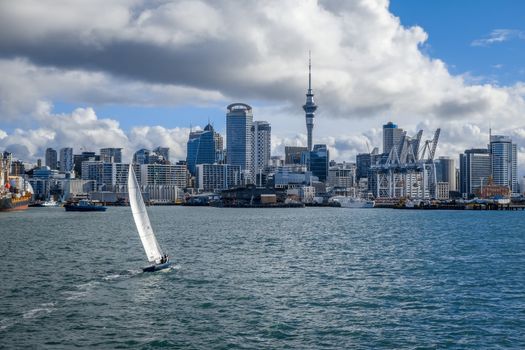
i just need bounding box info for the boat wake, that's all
[22,302,56,319]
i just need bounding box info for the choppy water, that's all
[1,207,524,349]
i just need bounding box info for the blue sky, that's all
[390,0,525,85]
[1,0,525,168]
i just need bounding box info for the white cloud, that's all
[0,0,524,175]
[471,29,525,47]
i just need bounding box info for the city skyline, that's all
[0,1,524,175]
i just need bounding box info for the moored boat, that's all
[330,196,375,208]
[64,199,107,212]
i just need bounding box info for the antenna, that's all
[308,50,312,92]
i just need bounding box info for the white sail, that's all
[128,164,163,263]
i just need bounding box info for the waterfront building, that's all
[302,53,318,151]
[436,182,450,200]
[226,103,253,175]
[383,122,404,155]
[100,148,122,163]
[251,121,271,184]
[59,147,74,173]
[490,135,518,193]
[140,163,188,189]
[273,165,317,189]
[459,148,491,197]
[310,144,329,182]
[213,132,224,162]
[187,124,216,176]
[435,157,457,191]
[196,163,241,192]
[45,148,58,170]
[327,162,356,188]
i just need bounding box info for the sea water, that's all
[0,207,524,349]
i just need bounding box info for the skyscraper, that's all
[45,148,58,170]
[153,147,170,162]
[382,122,404,155]
[302,53,318,152]
[251,121,271,181]
[310,144,329,182]
[59,147,74,173]
[133,149,150,164]
[226,103,253,174]
[285,146,308,165]
[186,124,216,176]
[435,156,457,191]
[490,135,518,193]
[459,148,490,197]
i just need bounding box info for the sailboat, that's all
[128,164,172,272]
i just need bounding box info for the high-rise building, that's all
[186,124,216,176]
[435,156,457,191]
[490,135,518,193]
[45,148,58,170]
[310,144,329,182]
[100,148,122,163]
[133,149,150,165]
[251,121,271,181]
[59,147,74,173]
[356,153,372,180]
[459,148,491,197]
[285,146,308,165]
[302,53,318,151]
[213,131,224,162]
[383,122,404,155]
[140,163,188,188]
[226,103,253,174]
[73,151,99,177]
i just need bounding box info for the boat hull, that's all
[142,261,172,272]
[64,205,107,212]
[0,196,30,212]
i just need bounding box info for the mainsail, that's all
[128,164,163,263]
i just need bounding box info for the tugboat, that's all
[64,199,107,212]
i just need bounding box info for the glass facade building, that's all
[186,124,216,176]
[490,135,518,193]
[459,149,490,196]
[226,103,253,174]
[310,144,329,182]
[382,122,404,155]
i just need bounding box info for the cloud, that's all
[471,29,525,47]
[0,103,191,163]
[0,0,524,175]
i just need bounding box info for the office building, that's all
[226,103,253,174]
[302,54,318,151]
[310,144,329,182]
[284,146,307,165]
[435,156,457,191]
[490,135,518,193]
[100,148,122,163]
[187,124,216,175]
[59,147,74,173]
[140,163,188,189]
[356,153,372,180]
[383,122,404,155]
[45,148,58,170]
[196,163,241,192]
[133,149,150,165]
[73,152,99,178]
[251,121,271,181]
[459,148,491,197]
[153,147,170,163]
[327,162,356,188]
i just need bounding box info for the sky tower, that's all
[303,52,318,151]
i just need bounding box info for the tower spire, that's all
[303,50,318,152]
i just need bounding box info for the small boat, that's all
[330,196,375,208]
[128,164,172,272]
[64,199,107,212]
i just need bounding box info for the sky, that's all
[0,0,524,174]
